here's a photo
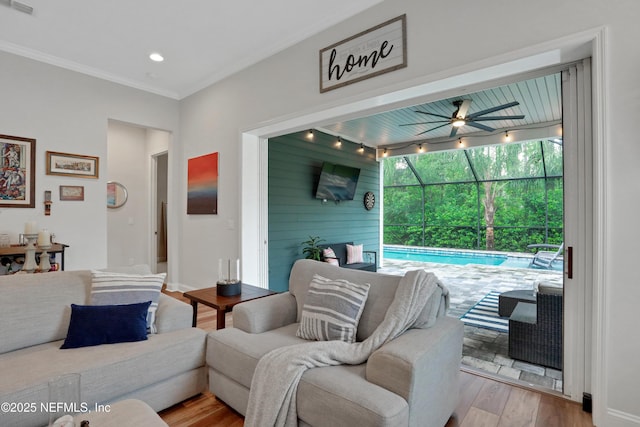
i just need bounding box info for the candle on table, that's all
[38,230,50,247]
[24,221,37,235]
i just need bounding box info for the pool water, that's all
[383,246,563,271]
[383,247,507,266]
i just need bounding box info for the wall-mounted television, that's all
[315,162,361,201]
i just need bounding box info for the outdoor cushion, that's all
[322,247,339,266]
[346,244,364,264]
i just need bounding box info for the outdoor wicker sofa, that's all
[508,283,563,370]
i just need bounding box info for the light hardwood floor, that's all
[159,291,593,427]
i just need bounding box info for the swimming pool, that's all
[383,246,507,266]
[383,246,563,270]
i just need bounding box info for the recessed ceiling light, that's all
[149,52,164,62]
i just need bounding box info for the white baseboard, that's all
[604,408,640,427]
[164,281,197,293]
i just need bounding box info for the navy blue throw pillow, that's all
[60,301,151,349]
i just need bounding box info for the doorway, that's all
[241,35,601,406]
[154,152,168,274]
[106,121,170,273]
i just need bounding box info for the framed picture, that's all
[59,185,84,201]
[46,151,99,179]
[0,134,36,208]
[187,152,218,214]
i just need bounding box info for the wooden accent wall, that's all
[267,130,380,291]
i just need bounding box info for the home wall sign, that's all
[319,14,406,93]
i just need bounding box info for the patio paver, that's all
[378,258,564,391]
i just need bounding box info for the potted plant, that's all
[301,236,324,261]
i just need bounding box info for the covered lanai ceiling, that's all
[319,73,562,149]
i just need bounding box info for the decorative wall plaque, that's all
[319,14,407,93]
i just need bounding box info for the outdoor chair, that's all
[508,284,563,369]
[527,242,564,269]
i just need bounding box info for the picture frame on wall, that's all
[46,151,99,179]
[59,185,84,201]
[0,133,36,208]
[187,152,218,214]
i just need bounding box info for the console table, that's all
[0,243,69,271]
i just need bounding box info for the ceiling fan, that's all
[400,99,525,138]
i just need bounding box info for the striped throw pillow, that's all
[346,244,364,264]
[90,271,166,333]
[322,247,340,266]
[296,274,370,343]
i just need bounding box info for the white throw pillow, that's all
[296,274,370,343]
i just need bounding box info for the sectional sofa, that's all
[0,266,207,427]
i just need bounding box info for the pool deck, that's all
[378,258,564,392]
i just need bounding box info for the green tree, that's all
[382,139,563,252]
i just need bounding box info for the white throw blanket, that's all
[244,269,447,427]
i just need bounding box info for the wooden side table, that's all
[183,283,277,329]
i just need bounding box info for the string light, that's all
[307,129,314,139]
[335,136,342,147]
[358,143,365,153]
[418,143,424,153]
[504,130,511,142]
[382,148,388,157]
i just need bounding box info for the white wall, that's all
[0,52,179,270]
[178,1,640,425]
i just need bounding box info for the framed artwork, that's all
[46,151,99,179]
[187,152,218,214]
[0,134,36,208]
[59,185,84,201]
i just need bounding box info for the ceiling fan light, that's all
[452,118,466,127]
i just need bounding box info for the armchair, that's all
[206,259,463,427]
[527,242,564,269]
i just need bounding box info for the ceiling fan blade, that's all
[470,115,525,121]
[456,99,472,118]
[449,127,459,138]
[465,121,495,132]
[399,120,450,126]
[414,110,452,120]
[466,101,520,119]
[415,123,450,136]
